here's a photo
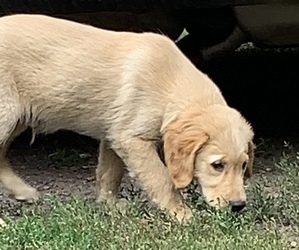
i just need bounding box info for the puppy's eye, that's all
[242,162,247,170]
[211,162,224,172]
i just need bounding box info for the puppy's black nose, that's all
[230,200,246,212]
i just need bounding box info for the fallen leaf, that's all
[79,153,92,159]
[0,218,7,228]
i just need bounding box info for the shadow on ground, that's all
[204,48,299,138]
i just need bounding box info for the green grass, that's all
[1,140,298,250]
[0,197,289,250]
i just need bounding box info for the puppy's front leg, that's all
[112,138,192,221]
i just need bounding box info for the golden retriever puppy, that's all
[0,14,254,221]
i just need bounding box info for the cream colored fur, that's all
[0,14,254,221]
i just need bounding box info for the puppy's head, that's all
[163,104,254,212]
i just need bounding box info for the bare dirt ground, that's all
[0,131,151,217]
[1,47,299,218]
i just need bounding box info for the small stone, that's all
[76,174,83,179]
[43,185,51,190]
[85,175,95,182]
[290,241,297,248]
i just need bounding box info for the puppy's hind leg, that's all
[96,140,126,205]
[0,91,39,202]
[0,123,39,202]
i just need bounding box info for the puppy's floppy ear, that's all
[163,119,209,189]
[245,141,255,179]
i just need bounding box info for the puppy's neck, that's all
[160,96,226,134]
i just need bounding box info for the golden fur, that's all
[0,14,254,221]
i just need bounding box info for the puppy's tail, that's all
[30,127,36,145]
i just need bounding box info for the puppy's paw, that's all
[115,198,129,210]
[14,186,39,203]
[170,204,193,222]
[96,192,117,205]
[97,196,129,215]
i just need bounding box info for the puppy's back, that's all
[0,14,184,89]
[0,14,193,137]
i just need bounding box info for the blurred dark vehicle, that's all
[0,0,298,62]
